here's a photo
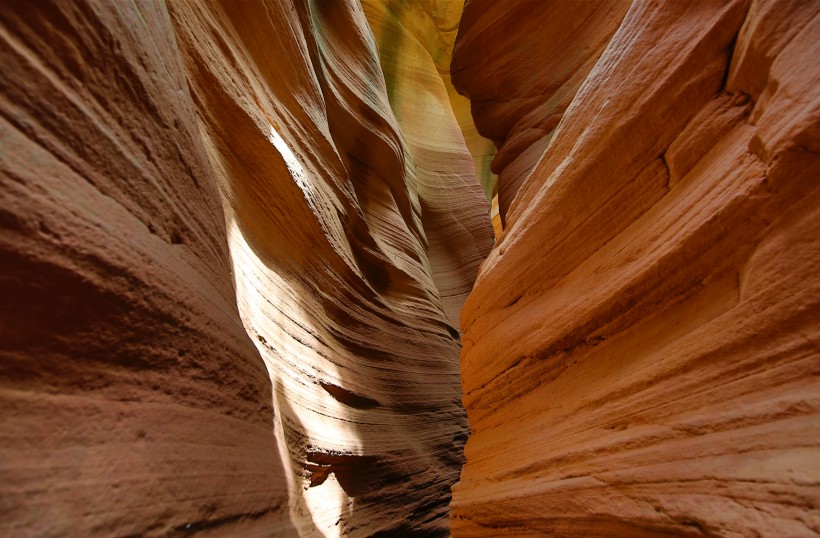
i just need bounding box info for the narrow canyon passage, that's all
[1,1,818,537]
[1,0,492,535]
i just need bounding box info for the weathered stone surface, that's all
[360,0,495,325]
[452,0,630,225]
[0,1,293,535]
[1,0,491,536]
[453,0,820,536]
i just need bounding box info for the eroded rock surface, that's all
[453,0,820,536]
[169,0,492,534]
[4,0,818,536]
[452,0,630,224]
[0,1,292,535]
[1,0,491,536]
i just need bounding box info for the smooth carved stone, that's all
[5,0,816,536]
[453,0,820,536]
[452,0,631,225]
[360,0,496,327]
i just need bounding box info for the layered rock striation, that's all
[169,0,492,534]
[3,0,819,536]
[453,0,820,536]
[1,0,491,536]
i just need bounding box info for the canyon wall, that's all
[452,0,820,536]
[168,0,492,535]
[452,0,631,225]
[3,0,819,536]
[1,0,491,536]
[0,1,293,534]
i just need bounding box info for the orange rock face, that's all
[167,0,492,534]
[453,0,820,536]
[452,0,631,225]
[0,1,293,535]
[3,0,818,536]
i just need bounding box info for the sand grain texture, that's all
[0,1,294,535]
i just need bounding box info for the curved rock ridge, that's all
[358,0,500,248]
[168,0,492,536]
[358,0,498,205]
[452,0,631,226]
[0,1,293,535]
[6,0,817,535]
[1,0,491,536]
[360,0,495,324]
[453,0,820,536]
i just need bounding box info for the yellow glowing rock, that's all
[360,0,495,323]
[1,0,492,536]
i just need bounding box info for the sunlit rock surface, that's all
[1,0,491,536]
[169,0,491,534]
[453,0,820,535]
[4,0,818,535]
[360,0,494,325]
[167,0,493,534]
[0,1,292,535]
[452,0,630,225]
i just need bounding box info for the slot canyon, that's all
[1,0,818,536]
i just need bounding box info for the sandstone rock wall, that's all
[4,0,817,535]
[169,0,492,534]
[453,0,820,536]
[360,0,495,324]
[1,0,491,536]
[452,0,631,225]
[0,1,293,535]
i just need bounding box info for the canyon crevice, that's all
[1,1,818,537]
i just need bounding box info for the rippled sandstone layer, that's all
[452,0,631,225]
[452,0,820,536]
[169,0,492,535]
[3,0,818,536]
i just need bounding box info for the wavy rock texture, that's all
[452,0,630,225]
[453,0,820,536]
[168,0,491,536]
[0,1,293,535]
[5,0,817,536]
[1,0,491,536]
[360,0,494,324]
